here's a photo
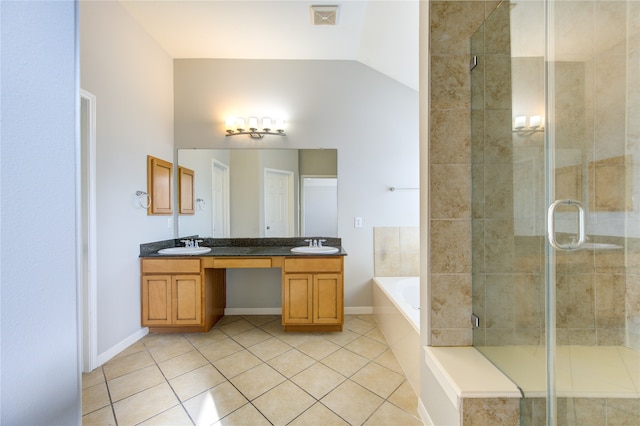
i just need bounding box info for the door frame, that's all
[211,159,230,237]
[79,89,98,372]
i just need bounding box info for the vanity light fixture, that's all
[225,116,286,139]
[513,115,545,136]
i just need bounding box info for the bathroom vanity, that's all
[139,238,345,333]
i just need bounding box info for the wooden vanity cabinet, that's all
[141,258,224,332]
[282,257,344,332]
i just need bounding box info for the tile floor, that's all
[82,314,424,425]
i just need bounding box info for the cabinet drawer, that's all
[141,258,201,274]
[213,258,273,269]
[284,257,343,273]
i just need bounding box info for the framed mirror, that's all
[177,149,337,238]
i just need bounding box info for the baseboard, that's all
[96,327,148,367]
[418,397,432,426]
[225,307,374,316]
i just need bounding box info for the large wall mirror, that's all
[177,149,338,238]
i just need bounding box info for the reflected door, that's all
[212,160,230,238]
[264,168,294,237]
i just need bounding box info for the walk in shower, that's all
[471,1,639,424]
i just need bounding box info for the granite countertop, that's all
[140,237,346,257]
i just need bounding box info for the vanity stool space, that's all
[139,237,345,333]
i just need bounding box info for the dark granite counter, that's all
[140,237,346,257]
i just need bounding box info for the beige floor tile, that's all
[138,405,194,425]
[321,380,384,426]
[146,335,195,363]
[231,327,272,347]
[158,349,208,379]
[215,315,243,326]
[344,336,388,360]
[373,349,404,374]
[364,401,424,426]
[107,364,166,402]
[351,362,405,399]
[364,327,388,344]
[185,328,228,349]
[198,337,243,362]
[213,349,263,378]
[277,332,321,347]
[252,381,316,425]
[82,382,110,415]
[321,348,369,377]
[388,380,420,417]
[244,315,281,326]
[288,402,349,426]
[82,405,115,425]
[183,381,248,425]
[111,339,146,360]
[323,329,361,347]
[357,314,378,324]
[344,318,377,335]
[82,368,105,389]
[113,382,179,425]
[248,336,292,361]
[219,318,255,336]
[295,338,341,360]
[169,364,227,401]
[230,363,286,400]
[102,350,155,380]
[268,349,317,378]
[213,402,271,426]
[291,363,345,399]
[260,319,286,336]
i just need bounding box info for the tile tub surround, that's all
[82,314,424,425]
[373,227,420,277]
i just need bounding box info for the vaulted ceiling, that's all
[119,0,419,90]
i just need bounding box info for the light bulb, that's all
[248,117,258,131]
[262,117,272,131]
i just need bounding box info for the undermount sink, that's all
[158,246,212,255]
[291,246,340,255]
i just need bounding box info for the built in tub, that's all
[373,277,522,425]
[373,277,421,396]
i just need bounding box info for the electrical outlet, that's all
[354,217,363,228]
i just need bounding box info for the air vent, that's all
[310,5,339,26]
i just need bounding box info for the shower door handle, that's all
[547,199,585,251]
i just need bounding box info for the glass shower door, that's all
[545,0,640,424]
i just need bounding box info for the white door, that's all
[264,168,294,237]
[212,159,230,237]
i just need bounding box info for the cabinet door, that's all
[172,275,202,325]
[313,273,343,324]
[142,275,172,325]
[283,274,313,324]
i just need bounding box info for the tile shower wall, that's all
[429,0,501,347]
[373,227,420,277]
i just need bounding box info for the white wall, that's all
[174,59,419,308]
[1,1,80,423]
[80,2,174,356]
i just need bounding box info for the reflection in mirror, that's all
[178,149,337,238]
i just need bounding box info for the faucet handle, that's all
[180,239,190,247]
[194,239,203,248]
[304,239,313,247]
[318,239,326,247]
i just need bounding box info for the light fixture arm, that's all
[225,129,286,139]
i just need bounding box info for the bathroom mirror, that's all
[177,148,337,238]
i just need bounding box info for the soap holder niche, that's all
[136,190,151,209]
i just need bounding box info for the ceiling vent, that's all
[310,5,339,26]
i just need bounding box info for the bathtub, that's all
[373,277,421,396]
